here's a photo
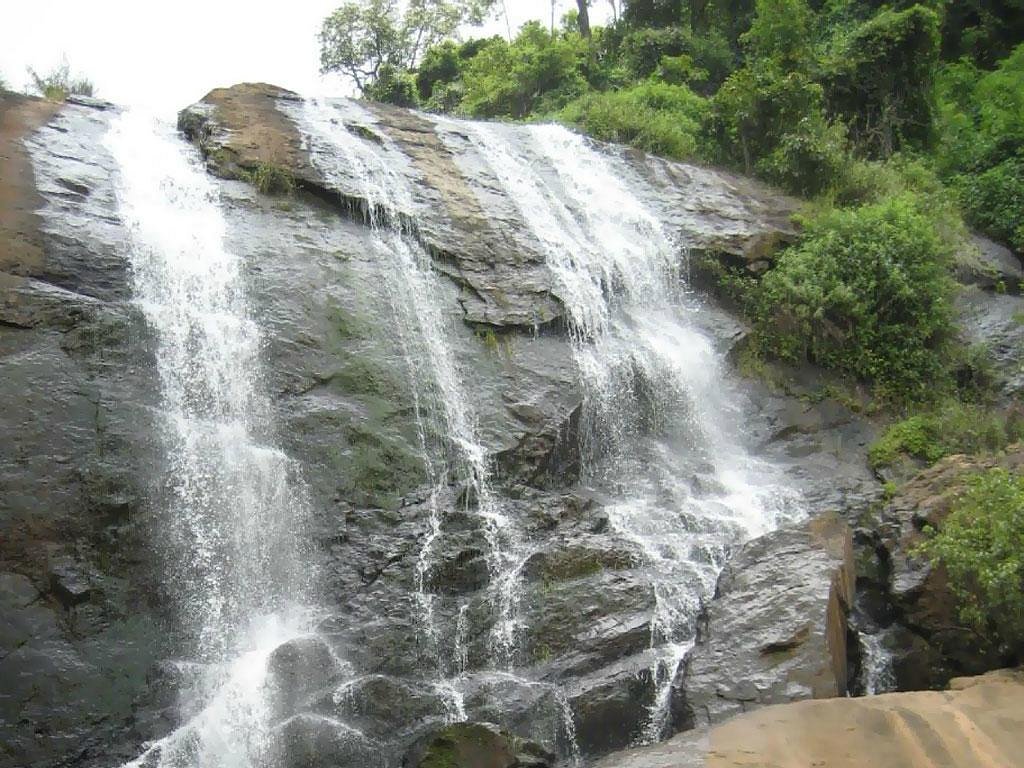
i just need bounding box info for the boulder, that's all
[676,512,855,728]
[404,722,554,768]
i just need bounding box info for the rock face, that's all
[854,447,1024,691]
[0,92,171,768]
[598,668,1024,768]
[0,84,890,768]
[675,513,855,729]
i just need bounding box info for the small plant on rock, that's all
[240,162,296,196]
[27,60,94,101]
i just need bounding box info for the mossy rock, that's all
[406,723,553,768]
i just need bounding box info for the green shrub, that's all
[752,194,954,399]
[558,80,709,159]
[240,162,295,196]
[365,63,419,107]
[27,61,94,101]
[920,468,1024,650]
[709,64,847,194]
[416,40,463,101]
[620,25,734,91]
[935,45,1024,251]
[869,403,1024,469]
[953,157,1024,253]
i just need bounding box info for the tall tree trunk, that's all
[691,0,710,33]
[577,0,592,37]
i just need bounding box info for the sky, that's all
[0,1,613,115]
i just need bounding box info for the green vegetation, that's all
[869,402,1024,469]
[751,197,955,399]
[920,468,1024,650]
[934,45,1024,251]
[239,162,295,196]
[27,61,94,101]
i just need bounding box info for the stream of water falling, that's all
[289,98,528,678]
[105,109,316,768]
[464,121,803,741]
[861,630,897,695]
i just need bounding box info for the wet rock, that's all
[274,713,385,768]
[318,674,450,741]
[677,512,855,728]
[404,722,555,768]
[47,558,94,607]
[957,233,1023,293]
[177,82,311,184]
[956,285,1024,399]
[860,448,1024,689]
[267,636,342,718]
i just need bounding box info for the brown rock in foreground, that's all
[601,668,1024,768]
[0,91,60,276]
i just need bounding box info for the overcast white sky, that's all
[0,1,613,115]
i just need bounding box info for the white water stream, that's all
[103,99,804,766]
[465,121,803,741]
[105,110,321,768]
[291,99,529,680]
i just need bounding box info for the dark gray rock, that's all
[957,233,1024,293]
[956,285,1024,399]
[676,513,855,729]
[404,722,555,768]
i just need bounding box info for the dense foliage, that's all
[753,196,954,399]
[921,468,1024,651]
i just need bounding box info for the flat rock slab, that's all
[600,668,1024,768]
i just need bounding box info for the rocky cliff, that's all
[0,83,1017,768]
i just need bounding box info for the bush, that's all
[920,468,1024,650]
[620,25,734,91]
[752,195,954,399]
[558,80,709,159]
[27,61,94,101]
[869,403,1024,469]
[709,64,846,194]
[365,63,419,108]
[953,157,1024,253]
[240,163,295,196]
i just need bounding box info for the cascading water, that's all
[860,630,897,695]
[462,120,803,741]
[104,109,319,767]
[289,98,528,677]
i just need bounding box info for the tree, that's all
[823,5,941,157]
[577,0,592,37]
[622,0,684,28]
[320,0,496,93]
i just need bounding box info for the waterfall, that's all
[105,109,318,767]
[289,98,527,672]
[861,630,897,695]
[463,121,802,741]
